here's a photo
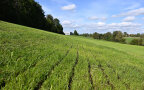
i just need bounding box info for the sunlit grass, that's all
[1,21,144,90]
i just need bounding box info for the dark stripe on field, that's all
[87,59,94,89]
[68,50,79,90]
[34,45,72,90]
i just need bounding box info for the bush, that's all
[138,39,143,46]
[120,38,126,44]
[74,30,79,35]
[130,39,143,45]
[113,31,123,42]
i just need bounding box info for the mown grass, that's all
[0,21,144,90]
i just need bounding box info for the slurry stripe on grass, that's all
[0,48,57,89]
[34,45,72,90]
[0,55,43,89]
[68,50,79,90]
[90,48,131,89]
[87,59,94,89]
[0,80,5,89]
[98,62,115,90]
[31,43,69,69]
[106,64,131,89]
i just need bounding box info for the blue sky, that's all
[35,0,144,34]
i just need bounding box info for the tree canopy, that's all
[113,31,123,42]
[81,31,126,43]
[0,0,64,34]
[74,30,79,35]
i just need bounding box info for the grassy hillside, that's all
[1,21,144,90]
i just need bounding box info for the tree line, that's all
[79,31,144,46]
[81,31,125,43]
[130,34,144,46]
[0,0,64,34]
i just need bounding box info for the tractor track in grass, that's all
[27,48,59,70]
[89,50,115,89]
[107,64,120,80]
[87,59,94,89]
[68,50,79,90]
[34,45,73,90]
[0,49,57,89]
[27,43,69,71]
[98,62,115,90]
[82,45,94,89]
[0,80,5,89]
[0,44,68,89]
[13,48,58,77]
[106,64,131,89]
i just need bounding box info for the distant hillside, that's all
[1,21,144,90]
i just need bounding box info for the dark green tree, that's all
[137,33,141,37]
[130,39,143,45]
[0,0,64,34]
[140,34,144,39]
[104,32,112,41]
[98,34,103,39]
[93,32,99,39]
[113,31,124,42]
[74,30,79,35]
[54,18,64,34]
[46,14,54,32]
[124,32,128,37]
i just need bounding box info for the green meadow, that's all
[124,37,140,44]
[1,21,144,90]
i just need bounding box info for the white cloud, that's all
[62,20,72,25]
[122,16,135,22]
[101,17,107,21]
[97,22,106,26]
[108,23,118,26]
[88,16,98,20]
[61,4,76,11]
[88,16,107,21]
[108,22,141,27]
[63,21,143,33]
[73,24,80,28]
[112,8,144,17]
[85,22,105,29]
[62,20,80,28]
[81,22,142,33]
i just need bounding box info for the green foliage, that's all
[130,39,139,45]
[0,0,64,34]
[137,33,141,37]
[140,34,144,39]
[83,31,125,43]
[124,32,128,37]
[120,38,126,44]
[93,32,99,39]
[125,37,139,43]
[103,32,112,41]
[130,39,143,45]
[74,30,79,35]
[113,31,123,42]
[1,21,144,90]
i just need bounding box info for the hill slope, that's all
[0,21,144,90]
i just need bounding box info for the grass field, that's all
[1,21,144,90]
[124,37,140,44]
